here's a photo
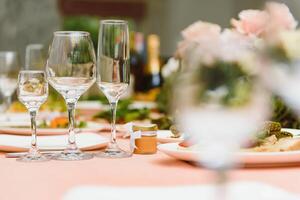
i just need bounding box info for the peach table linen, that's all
[1,135,300,200]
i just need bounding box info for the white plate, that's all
[77,101,108,110]
[0,132,108,152]
[129,101,157,109]
[158,128,300,165]
[0,121,109,136]
[77,100,157,111]
[157,130,184,143]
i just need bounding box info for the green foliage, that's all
[267,46,290,63]
[195,61,253,107]
[156,72,178,114]
[68,40,94,64]
[271,96,300,128]
[93,98,150,123]
[151,116,173,130]
[63,16,99,48]
[63,16,136,50]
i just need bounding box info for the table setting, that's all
[2,1,300,200]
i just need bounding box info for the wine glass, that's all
[96,20,131,158]
[173,50,270,199]
[46,31,96,161]
[17,70,49,162]
[25,44,46,70]
[0,51,21,112]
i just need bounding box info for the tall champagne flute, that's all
[0,51,20,112]
[46,31,96,161]
[17,71,49,162]
[96,20,131,158]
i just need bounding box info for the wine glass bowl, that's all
[17,70,49,162]
[46,31,96,161]
[96,20,131,158]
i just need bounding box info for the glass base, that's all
[51,151,94,161]
[95,146,132,158]
[17,152,49,162]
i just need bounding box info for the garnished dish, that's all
[39,116,87,129]
[178,121,300,153]
[0,114,105,136]
[93,98,174,130]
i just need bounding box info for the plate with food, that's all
[156,130,184,143]
[158,122,300,166]
[0,116,109,136]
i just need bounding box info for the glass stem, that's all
[4,95,11,112]
[110,101,118,145]
[67,102,78,151]
[29,110,38,154]
[215,169,228,200]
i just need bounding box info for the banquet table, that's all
[1,134,300,200]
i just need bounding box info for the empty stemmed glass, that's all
[96,20,131,158]
[173,47,270,199]
[46,31,96,161]
[17,71,49,162]
[0,51,20,112]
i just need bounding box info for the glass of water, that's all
[17,71,49,162]
[0,51,20,112]
[96,20,131,158]
[46,31,96,161]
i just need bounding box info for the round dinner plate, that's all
[0,121,109,136]
[0,132,109,152]
[77,100,157,111]
[156,130,184,143]
[158,128,300,166]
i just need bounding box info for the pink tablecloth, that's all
[1,137,300,200]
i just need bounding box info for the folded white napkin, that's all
[63,181,299,200]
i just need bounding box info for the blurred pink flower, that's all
[265,2,297,30]
[231,10,269,36]
[176,21,221,59]
[181,21,221,42]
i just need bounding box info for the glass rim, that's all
[100,19,128,25]
[19,70,45,74]
[54,31,90,36]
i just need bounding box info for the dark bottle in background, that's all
[143,34,163,92]
[130,32,146,93]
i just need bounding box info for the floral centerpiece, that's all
[231,1,300,128]
[176,22,257,107]
[157,1,300,129]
